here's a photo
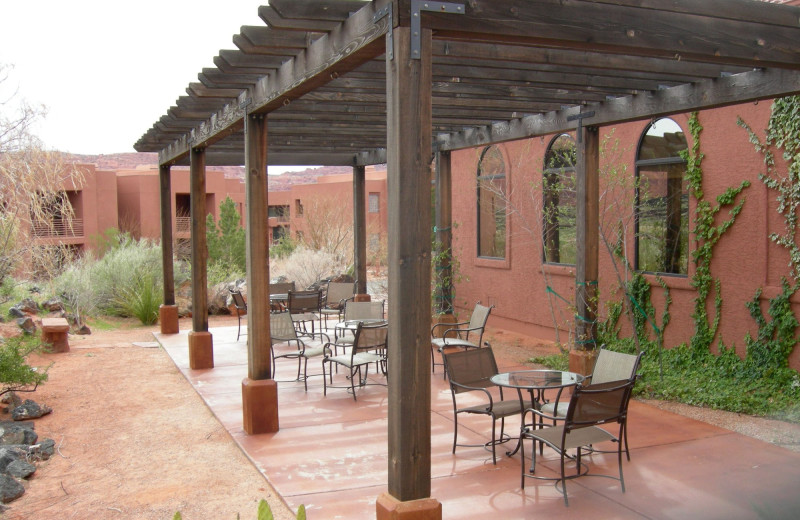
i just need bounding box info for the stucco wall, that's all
[451,101,800,370]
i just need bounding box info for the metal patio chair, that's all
[270,311,329,391]
[229,288,247,341]
[520,378,636,506]
[431,302,494,378]
[322,321,388,401]
[319,281,355,330]
[287,289,323,338]
[443,346,530,464]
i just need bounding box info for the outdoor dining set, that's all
[231,282,644,506]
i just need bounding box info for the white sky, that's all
[0,1,315,175]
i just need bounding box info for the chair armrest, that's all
[522,406,561,424]
[442,325,483,340]
[431,320,469,337]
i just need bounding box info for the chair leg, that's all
[452,412,459,455]
[561,447,569,506]
[236,313,241,341]
[491,416,497,464]
[323,360,328,396]
[350,366,358,401]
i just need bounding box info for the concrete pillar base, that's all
[376,494,442,520]
[569,349,598,377]
[431,313,459,339]
[354,293,372,302]
[242,378,279,434]
[188,331,214,369]
[159,304,179,334]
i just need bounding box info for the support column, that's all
[378,26,441,520]
[242,112,279,434]
[353,165,370,301]
[571,125,600,375]
[433,151,453,316]
[189,146,213,370]
[159,164,179,334]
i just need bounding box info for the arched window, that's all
[542,134,576,264]
[635,118,689,275]
[477,145,507,259]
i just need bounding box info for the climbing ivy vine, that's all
[683,112,750,354]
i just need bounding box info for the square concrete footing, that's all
[376,493,442,520]
[188,331,214,369]
[569,348,599,376]
[159,304,179,334]
[242,378,279,434]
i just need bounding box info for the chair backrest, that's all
[270,311,298,342]
[229,289,247,311]
[288,289,322,314]
[270,281,296,295]
[344,300,385,321]
[352,322,388,354]
[325,282,355,308]
[443,347,499,394]
[465,303,493,343]
[564,379,635,431]
[591,347,644,385]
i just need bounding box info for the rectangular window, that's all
[636,165,688,274]
[478,177,506,258]
[295,199,304,217]
[368,192,380,213]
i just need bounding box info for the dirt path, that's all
[2,316,295,520]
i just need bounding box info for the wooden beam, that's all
[435,68,800,151]
[574,124,599,351]
[408,0,800,69]
[159,165,175,306]
[386,26,434,503]
[245,113,272,380]
[155,0,390,166]
[434,151,453,315]
[353,165,367,295]
[190,147,209,333]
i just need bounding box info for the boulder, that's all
[0,474,24,503]
[0,447,23,473]
[16,299,39,314]
[42,299,64,312]
[5,460,34,479]
[7,308,24,319]
[11,400,52,421]
[0,424,37,446]
[15,317,35,335]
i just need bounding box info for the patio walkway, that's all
[155,323,800,519]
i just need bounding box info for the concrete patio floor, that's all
[155,322,800,519]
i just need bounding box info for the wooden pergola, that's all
[135,1,800,516]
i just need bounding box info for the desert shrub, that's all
[0,334,49,396]
[269,235,297,260]
[207,258,245,287]
[53,236,170,324]
[270,246,347,289]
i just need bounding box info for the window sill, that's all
[475,256,510,270]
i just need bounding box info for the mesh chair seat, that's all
[432,337,480,350]
[323,321,388,401]
[432,302,493,378]
[325,351,383,369]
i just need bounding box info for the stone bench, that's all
[41,318,70,353]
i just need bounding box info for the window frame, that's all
[476,145,508,260]
[542,133,577,266]
[634,118,690,277]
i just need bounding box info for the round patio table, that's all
[491,369,585,456]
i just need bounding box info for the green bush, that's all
[113,272,161,325]
[0,335,49,396]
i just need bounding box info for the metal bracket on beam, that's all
[567,110,596,143]
[411,1,465,59]
[373,5,393,60]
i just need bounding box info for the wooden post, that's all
[242,112,279,434]
[353,164,369,298]
[571,125,600,374]
[189,147,213,370]
[159,164,179,334]
[433,151,453,316]
[377,26,441,519]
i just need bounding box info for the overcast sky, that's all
[0,1,313,174]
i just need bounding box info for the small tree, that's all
[206,196,246,275]
[0,335,49,398]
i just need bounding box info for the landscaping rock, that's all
[5,460,35,479]
[75,324,91,335]
[208,282,234,315]
[16,299,39,314]
[42,299,64,312]
[0,447,23,473]
[29,438,55,461]
[11,400,52,421]
[0,474,24,503]
[15,317,35,335]
[0,423,37,446]
[1,394,23,412]
[7,308,24,319]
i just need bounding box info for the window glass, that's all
[636,118,689,275]
[542,134,576,264]
[368,193,380,213]
[477,146,507,258]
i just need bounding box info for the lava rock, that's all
[11,400,52,421]
[5,460,34,479]
[0,474,24,503]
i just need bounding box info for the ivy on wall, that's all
[683,112,750,353]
